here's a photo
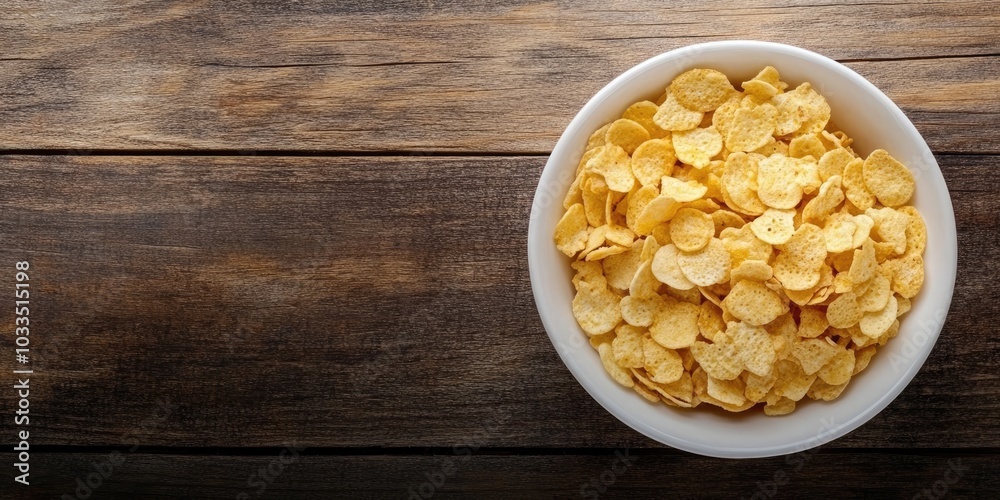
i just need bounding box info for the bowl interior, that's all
[528,41,957,458]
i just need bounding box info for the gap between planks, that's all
[23,445,1000,457]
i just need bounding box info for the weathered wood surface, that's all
[22,451,994,499]
[2,1,999,497]
[1,1,999,153]
[0,154,996,450]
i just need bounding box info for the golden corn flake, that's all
[587,144,635,193]
[631,381,660,403]
[677,237,731,287]
[554,203,589,257]
[724,280,787,326]
[860,294,898,338]
[807,379,847,401]
[726,103,777,152]
[556,65,926,416]
[730,259,773,284]
[751,208,796,245]
[670,208,714,252]
[580,224,608,260]
[771,92,801,136]
[650,299,701,349]
[670,68,736,112]
[612,324,646,368]
[707,375,747,406]
[629,260,661,299]
[745,371,776,402]
[605,118,650,156]
[598,342,634,388]
[752,136,789,157]
[849,239,878,285]
[626,184,658,232]
[858,272,891,312]
[643,337,684,384]
[852,213,875,249]
[666,285,702,305]
[573,281,623,336]
[789,133,826,160]
[605,224,635,248]
[888,253,924,298]
[763,396,796,416]
[772,358,816,401]
[742,66,781,100]
[571,260,606,290]
[862,149,915,207]
[712,94,743,138]
[791,338,841,375]
[660,176,709,202]
[605,189,622,227]
[854,346,877,375]
[631,138,676,187]
[653,92,704,132]
[673,126,723,169]
[685,197,721,214]
[796,158,822,194]
[731,321,776,376]
[586,123,611,152]
[651,244,696,291]
[563,171,585,210]
[620,293,665,328]
[602,239,644,290]
[712,209,746,236]
[634,195,682,236]
[822,212,857,253]
[582,175,608,227]
[787,83,831,135]
[584,244,628,261]
[721,224,773,268]
[773,224,826,290]
[690,335,743,381]
[896,294,912,317]
[827,290,863,328]
[722,152,767,216]
[698,300,726,342]
[753,65,784,87]
[899,205,926,256]
[797,307,829,338]
[867,206,908,256]
[623,100,669,139]
[817,150,853,185]
[842,157,875,211]
[757,154,805,209]
[639,234,662,262]
[802,176,845,224]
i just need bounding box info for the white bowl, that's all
[527,41,957,458]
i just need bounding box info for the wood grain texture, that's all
[19,451,996,499]
[0,154,996,450]
[1,1,999,152]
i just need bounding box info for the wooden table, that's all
[1,1,998,498]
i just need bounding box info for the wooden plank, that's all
[0,1,998,152]
[0,154,996,449]
[21,451,998,499]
